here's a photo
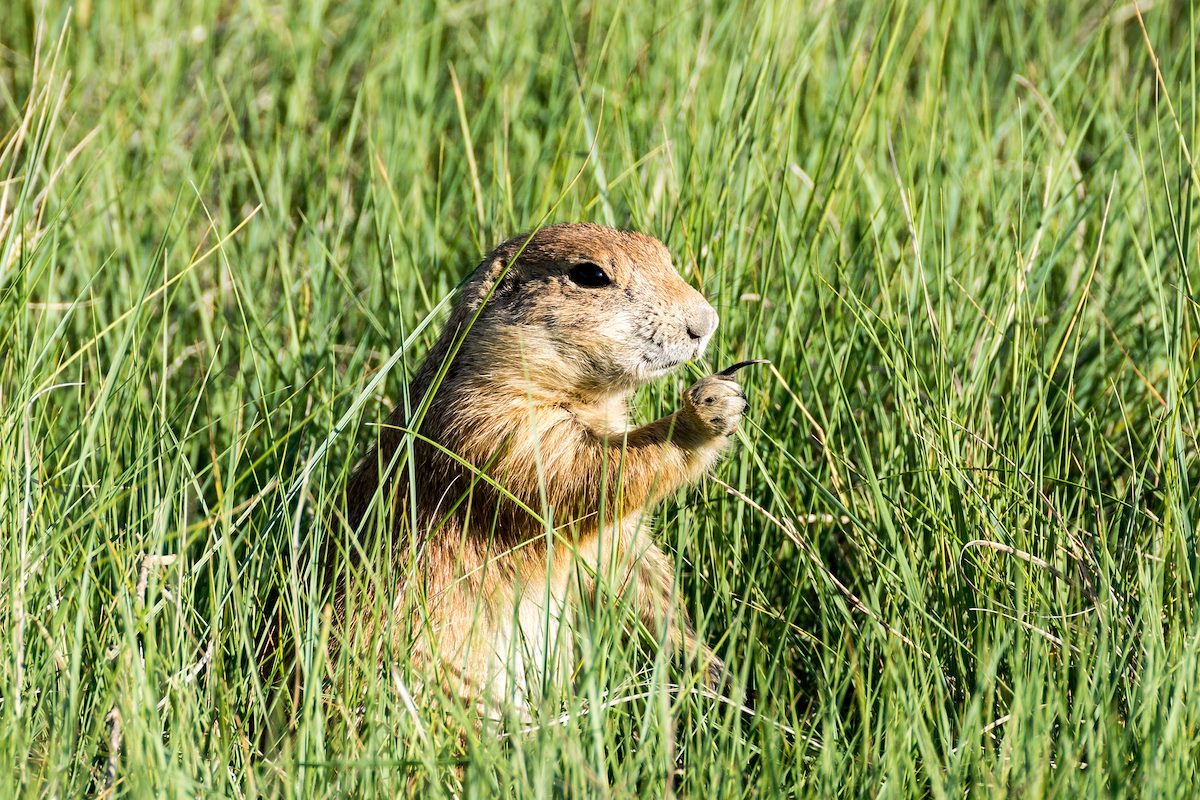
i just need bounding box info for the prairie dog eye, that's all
[568,262,611,288]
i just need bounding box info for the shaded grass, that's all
[1,0,1198,795]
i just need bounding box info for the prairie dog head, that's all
[450,223,718,397]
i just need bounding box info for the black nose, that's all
[687,305,719,340]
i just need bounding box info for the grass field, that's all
[2,0,1199,796]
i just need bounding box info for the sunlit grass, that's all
[2,0,1198,795]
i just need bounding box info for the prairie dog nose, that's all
[686,303,719,341]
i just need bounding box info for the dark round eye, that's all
[568,262,611,288]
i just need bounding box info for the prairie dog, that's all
[338,223,747,713]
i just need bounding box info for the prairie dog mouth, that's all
[637,337,708,379]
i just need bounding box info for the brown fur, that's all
[334,223,747,713]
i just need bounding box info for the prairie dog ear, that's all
[460,252,515,316]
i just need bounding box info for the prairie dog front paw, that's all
[681,375,748,438]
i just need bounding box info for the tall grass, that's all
[1,0,1198,795]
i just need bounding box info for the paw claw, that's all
[682,374,749,438]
